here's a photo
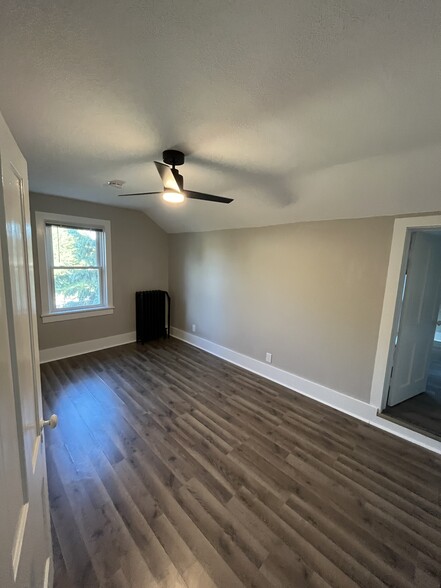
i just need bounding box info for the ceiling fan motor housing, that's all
[163,149,185,167]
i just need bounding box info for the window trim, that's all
[35,212,114,323]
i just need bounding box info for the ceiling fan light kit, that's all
[119,150,234,205]
[162,189,184,203]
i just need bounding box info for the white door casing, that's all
[0,111,53,586]
[388,231,441,406]
[370,215,441,412]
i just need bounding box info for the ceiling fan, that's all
[119,150,234,204]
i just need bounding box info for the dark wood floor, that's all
[41,339,441,588]
[383,393,441,439]
[384,343,441,439]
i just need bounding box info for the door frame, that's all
[370,214,441,411]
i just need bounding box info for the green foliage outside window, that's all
[51,226,102,308]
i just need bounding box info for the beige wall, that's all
[169,217,394,402]
[30,192,168,350]
[31,192,395,403]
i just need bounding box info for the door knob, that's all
[40,414,58,430]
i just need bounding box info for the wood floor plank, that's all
[116,455,245,588]
[183,477,268,568]
[176,484,269,587]
[40,339,441,588]
[236,486,359,588]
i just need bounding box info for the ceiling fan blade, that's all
[184,190,234,204]
[118,191,162,197]
[154,161,181,192]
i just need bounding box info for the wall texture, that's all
[169,217,394,402]
[30,192,168,350]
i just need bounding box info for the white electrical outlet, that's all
[191,324,196,333]
[265,352,272,364]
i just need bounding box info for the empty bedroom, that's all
[0,1,441,587]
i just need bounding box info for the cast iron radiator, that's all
[136,290,171,343]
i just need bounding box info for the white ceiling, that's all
[1,1,441,233]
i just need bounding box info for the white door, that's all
[388,231,441,406]
[0,112,54,586]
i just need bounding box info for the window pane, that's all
[50,226,98,267]
[53,268,101,309]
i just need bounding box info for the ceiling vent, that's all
[106,179,125,189]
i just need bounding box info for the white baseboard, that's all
[171,327,441,455]
[171,327,376,421]
[39,331,136,363]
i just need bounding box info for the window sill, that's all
[41,306,115,323]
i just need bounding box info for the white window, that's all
[35,212,113,323]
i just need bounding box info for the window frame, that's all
[35,212,114,323]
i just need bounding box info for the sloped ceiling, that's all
[0,1,440,233]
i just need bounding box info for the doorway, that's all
[382,229,441,438]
